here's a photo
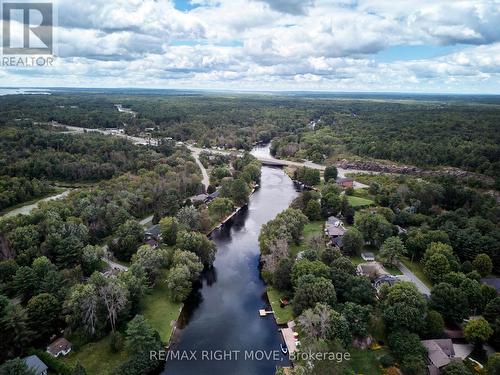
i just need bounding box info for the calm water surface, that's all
[163,166,298,375]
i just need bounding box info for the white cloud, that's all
[1,0,499,92]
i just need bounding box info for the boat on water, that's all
[280,343,288,355]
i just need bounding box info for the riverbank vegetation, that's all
[263,171,499,374]
[0,136,213,374]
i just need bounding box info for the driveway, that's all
[397,261,431,296]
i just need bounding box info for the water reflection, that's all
[162,167,298,375]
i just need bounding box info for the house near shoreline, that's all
[191,189,220,204]
[47,337,72,357]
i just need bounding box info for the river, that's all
[162,166,298,375]
[1,190,71,218]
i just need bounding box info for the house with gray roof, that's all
[23,355,48,375]
[421,339,455,374]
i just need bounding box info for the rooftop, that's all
[47,337,72,356]
[421,339,454,368]
[23,355,48,375]
[145,224,160,237]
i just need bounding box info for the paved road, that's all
[190,146,370,188]
[101,245,129,271]
[139,215,154,227]
[397,261,431,296]
[46,122,373,189]
[187,146,210,192]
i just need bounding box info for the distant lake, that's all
[0,88,51,96]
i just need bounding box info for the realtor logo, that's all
[2,1,53,55]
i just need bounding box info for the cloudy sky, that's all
[2,0,500,93]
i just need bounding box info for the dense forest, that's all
[2,93,499,182]
[0,125,169,182]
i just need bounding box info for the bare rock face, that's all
[336,159,495,186]
[0,234,14,260]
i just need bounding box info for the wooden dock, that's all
[259,309,274,317]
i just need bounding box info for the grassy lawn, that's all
[347,195,374,208]
[290,221,324,258]
[401,258,433,288]
[60,335,130,375]
[349,347,387,375]
[140,269,183,342]
[267,287,294,324]
[60,269,182,374]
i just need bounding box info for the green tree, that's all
[304,200,321,221]
[273,258,293,291]
[464,317,493,346]
[484,297,500,323]
[472,253,493,277]
[12,266,36,302]
[291,260,331,287]
[131,245,171,283]
[72,361,87,375]
[329,310,352,348]
[26,292,60,342]
[230,179,250,206]
[321,193,342,217]
[379,236,406,266]
[177,231,216,267]
[159,216,178,246]
[460,278,483,315]
[341,228,364,256]
[400,355,427,375]
[65,283,101,336]
[0,303,31,359]
[109,220,144,261]
[486,353,500,375]
[442,361,473,375]
[81,245,104,276]
[382,282,427,333]
[125,314,160,353]
[208,198,234,221]
[429,283,469,323]
[354,210,393,247]
[176,206,201,231]
[324,165,338,183]
[0,358,35,375]
[424,310,445,338]
[166,265,192,302]
[292,276,336,315]
[388,330,427,362]
[172,250,204,281]
[341,302,372,338]
[424,253,451,284]
[342,275,375,305]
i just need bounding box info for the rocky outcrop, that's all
[337,159,495,186]
[0,234,14,260]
